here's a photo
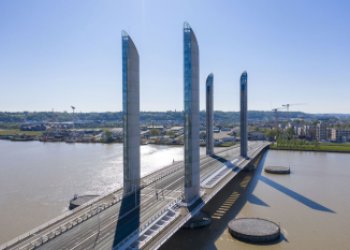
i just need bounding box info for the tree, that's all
[150,129,160,136]
[103,130,113,143]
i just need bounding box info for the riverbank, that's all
[270,143,350,153]
[0,129,42,141]
[0,129,235,147]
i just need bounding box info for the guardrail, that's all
[2,161,186,250]
[114,196,183,250]
[1,188,136,250]
[141,146,241,188]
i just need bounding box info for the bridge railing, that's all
[0,187,127,250]
[141,145,240,187]
[114,195,183,250]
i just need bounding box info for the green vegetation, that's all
[149,129,161,136]
[0,129,43,137]
[271,139,350,152]
[0,110,336,129]
[102,130,113,143]
[218,142,236,147]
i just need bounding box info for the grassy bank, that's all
[218,142,236,147]
[0,129,43,137]
[271,143,350,153]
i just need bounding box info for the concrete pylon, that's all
[183,22,200,204]
[240,71,248,158]
[206,73,214,156]
[122,31,140,194]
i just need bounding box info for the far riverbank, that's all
[0,129,235,147]
[270,143,350,153]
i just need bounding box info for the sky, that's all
[0,0,350,113]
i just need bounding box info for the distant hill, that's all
[0,111,349,128]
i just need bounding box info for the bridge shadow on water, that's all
[110,150,335,250]
[161,152,287,250]
[112,190,140,248]
[161,150,336,250]
[259,175,335,213]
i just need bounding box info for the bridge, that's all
[1,142,269,250]
[1,22,270,250]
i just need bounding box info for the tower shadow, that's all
[113,190,141,248]
[160,151,283,250]
[260,175,335,213]
[210,154,240,172]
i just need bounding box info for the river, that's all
[162,150,350,250]
[2,142,350,249]
[0,140,205,244]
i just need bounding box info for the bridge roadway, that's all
[1,141,269,250]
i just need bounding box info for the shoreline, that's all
[0,139,233,148]
[0,137,237,148]
[270,147,350,154]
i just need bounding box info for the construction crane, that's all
[71,106,76,142]
[281,103,306,121]
[71,106,76,128]
[272,107,284,131]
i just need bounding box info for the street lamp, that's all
[71,106,76,142]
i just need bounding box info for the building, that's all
[146,125,164,132]
[213,131,236,146]
[183,22,200,204]
[331,129,350,142]
[169,126,184,136]
[20,122,46,131]
[248,131,265,141]
[206,73,214,155]
[122,31,140,194]
[316,122,328,141]
[240,71,248,158]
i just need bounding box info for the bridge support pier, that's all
[240,71,248,158]
[183,22,200,205]
[206,73,214,156]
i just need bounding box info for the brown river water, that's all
[162,150,350,250]
[0,140,205,244]
[1,141,350,250]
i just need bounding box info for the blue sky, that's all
[0,0,349,113]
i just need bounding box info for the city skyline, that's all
[1,1,350,113]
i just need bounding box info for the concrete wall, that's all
[122,32,140,194]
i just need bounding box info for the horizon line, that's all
[0,110,349,115]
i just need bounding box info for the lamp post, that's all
[71,106,76,142]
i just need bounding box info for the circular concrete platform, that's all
[69,194,99,210]
[228,218,280,243]
[264,165,290,175]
